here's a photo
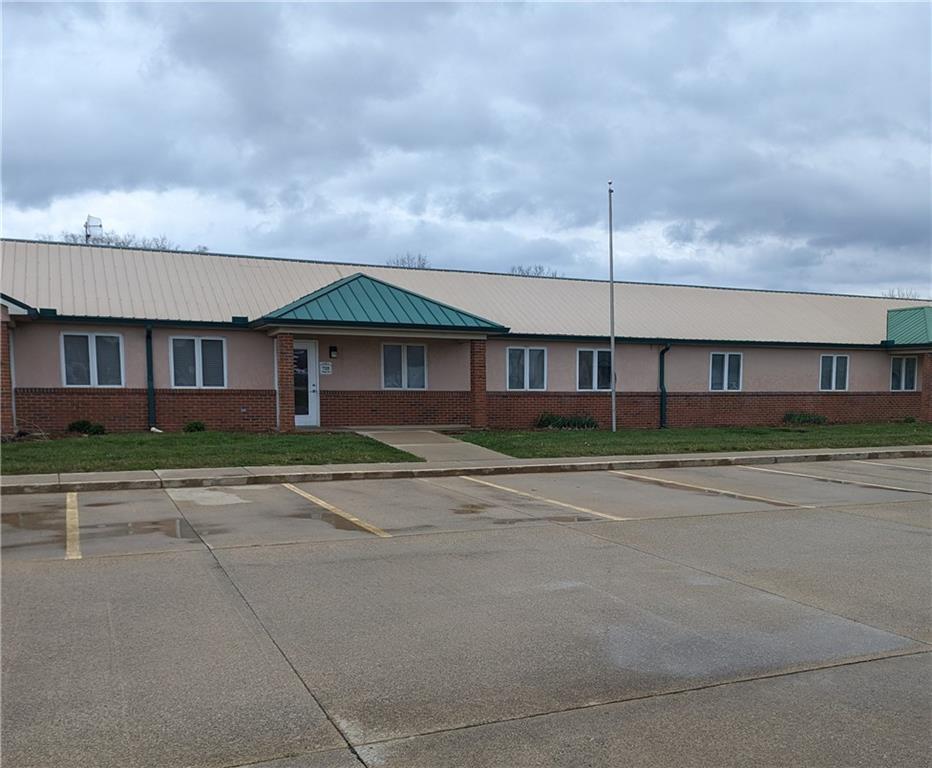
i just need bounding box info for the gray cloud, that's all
[2,2,929,296]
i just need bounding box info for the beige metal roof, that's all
[2,239,927,344]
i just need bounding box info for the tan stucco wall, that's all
[299,335,470,391]
[486,340,906,393]
[12,322,149,388]
[151,328,275,389]
[663,346,898,392]
[12,323,276,389]
[486,340,659,392]
[12,321,914,396]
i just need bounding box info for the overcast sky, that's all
[3,2,930,296]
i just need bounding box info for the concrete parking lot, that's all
[2,457,930,767]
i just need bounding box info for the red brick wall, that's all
[665,391,920,427]
[488,392,659,429]
[488,391,921,429]
[469,340,488,428]
[15,388,149,433]
[1,322,14,435]
[276,334,295,433]
[13,388,276,433]
[320,390,470,427]
[920,353,932,423]
[154,389,276,431]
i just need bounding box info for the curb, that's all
[3,446,931,495]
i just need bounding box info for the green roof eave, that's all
[887,306,932,346]
[261,272,508,332]
[254,317,509,334]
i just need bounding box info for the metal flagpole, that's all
[608,181,616,433]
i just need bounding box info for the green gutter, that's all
[254,317,508,334]
[502,334,890,349]
[12,312,901,349]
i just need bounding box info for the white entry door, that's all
[293,340,320,427]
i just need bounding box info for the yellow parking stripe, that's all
[741,465,929,494]
[459,475,630,521]
[608,470,803,508]
[65,492,82,560]
[282,483,391,538]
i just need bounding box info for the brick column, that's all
[0,322,14,436]
[276,334,295,432]
[920,352,932,423]
[469,339,488,428]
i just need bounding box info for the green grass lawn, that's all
[0,431,420,475]
[457,422,932,459]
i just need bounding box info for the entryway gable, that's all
[260,273,508,332]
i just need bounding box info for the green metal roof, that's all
[261,272,508,331]
[887,306,932,346]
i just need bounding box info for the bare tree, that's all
[509,264,562,278]
[36,231,200,251]
[884,287,921,299]
[387,252,430,269]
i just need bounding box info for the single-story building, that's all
[1,238,930,434]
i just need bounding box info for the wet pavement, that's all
[2,456,930,766]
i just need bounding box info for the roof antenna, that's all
[84,215,103,243]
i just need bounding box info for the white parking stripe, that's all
[459,476,630,521]
[608,470,804,508]
[854,460,932,473]
[741,465,929,494]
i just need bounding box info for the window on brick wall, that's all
[507,347,546,390]
[61,333,124,387]
[709,352,742,391]
[171,337,227,388]
[891,356,917,391]
[382,344,427,389]
[577,349,612,390]
[820,355,848,391]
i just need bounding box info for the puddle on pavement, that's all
[490,514,595,524]
[286,509,368,532]
[453,503,490,515]
[2,511,64,532]
[1,512,210,549]
[385,524,437,533]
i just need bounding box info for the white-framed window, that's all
[60,332,124,387]
[709,352,742,391]
[382,344,427,389]
[820,354,848,392]
[891,356,917,392]
[170,337,227,388]
[577,348,612,391]
[507,347,547,390]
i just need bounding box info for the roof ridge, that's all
[4,237,928,302]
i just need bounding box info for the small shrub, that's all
[534,412,598,430]
[535,412,562,429]
[86,423,107,436]
[900,417,917,424]
[783,411,826,426]
[562,414,598,430]
[184,420,206,433]
[67,419,93,434]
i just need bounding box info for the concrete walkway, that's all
[356,429,510,461]
[1,445,929,495]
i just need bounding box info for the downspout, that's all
[9,325,16,432]
[658,344,671,429]
[145,325,156,428]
